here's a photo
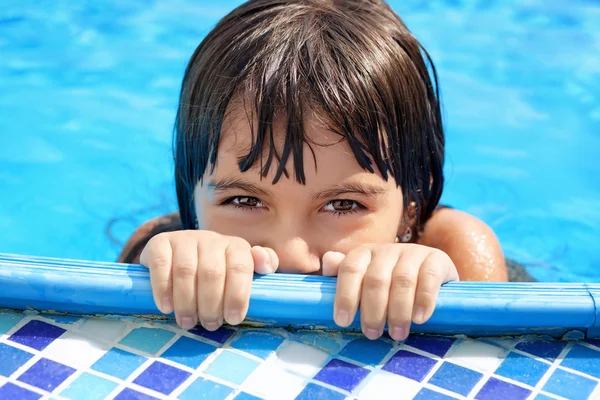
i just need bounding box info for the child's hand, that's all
[323,244,459,341]
[139,230,278,331]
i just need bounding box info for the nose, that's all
[269,235,321,275]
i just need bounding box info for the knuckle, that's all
[174,262,197,278]
[421,266,441,280]
[391,271,416,290]
[200,265,226,281]
[363,274,388,291]
[335,293,356,309]
[339,262,364,275]
[227,263,252,275]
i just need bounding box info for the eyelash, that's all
[220,196,366,216]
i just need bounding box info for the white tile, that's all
[444,339,506,373]
[243,361,307,400]
[273,341,330,377]
[357,370,422,399]
[42,331,109,369]
[77,318,127,342]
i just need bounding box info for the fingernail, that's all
[335,310,349,326]
[161,296,172,312]
[414,307,425,324]
[226,309,243,325]
[203,320,221,331]
[390,326,408,341]
[179,316,197,330]
[365,328,382,340]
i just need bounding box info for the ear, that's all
[396,200,417,243]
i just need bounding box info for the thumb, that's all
[251,246,279,274]
[322,251,345,277]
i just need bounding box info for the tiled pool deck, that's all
[1,310,599,400]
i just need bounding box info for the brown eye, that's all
[231,196,262,207]
[331,200,355,211]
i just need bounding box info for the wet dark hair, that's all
[174,0,444,238]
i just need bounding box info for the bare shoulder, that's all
[418,207,508,282]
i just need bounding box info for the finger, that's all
[223,240,254,325]
[387,246,423,341]
[333,246,371,328]
[140,233,174,314]
[170,233,199,330]
[251,246,278,274]
[360,247,399,340]
[196,237,227,331]
[412,250,456,324]
[322,251,345,276]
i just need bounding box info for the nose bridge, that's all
[269,221,320,274]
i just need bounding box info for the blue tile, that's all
[189,325,235,344]
[382,350,437,382]
[313,358,370,392]
[405,335,455,358]
[476,377,531,400]
[92,348,147,380]
[295,331,346,354]
[60,372,118,400]
[161,336,216,369]
[0,382,41,400]
[230,330,285,359]
[560,344,600,379]
[204,350,260,385]
[133,361,191,395]
[535,395,556,400]
[542,368,597,399]
[17,358,75,391]
[429,362,482,396]
[114,388,159,400]
[295,383,346,399]
[514,340,567,361]
[339,338,393,365]
[178,377,235,400]
[9,320,66,351]
[494,351,550,387]
[234,393,263,400]
[0,342,33,377]
[587,339,600,349]
[0,312,23,335]
[119,327,175,355]
[413,387,456,400]
[43,315,81,325]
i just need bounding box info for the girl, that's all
[119,0,520,342]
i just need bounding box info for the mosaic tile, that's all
[59,372,118,400]
[313,358,370,391]
[294,330,347,354]
[43,314,81,325]
[91,348,147,380]
[587,339,600,349]
[429,361,482,396]
[494,351,550,387]
[114,387,159,400]
[161,335,216,369]
[119,327,175,354]
[476,377,531,400]
[404,335,456,358]
[189,325,235,344]
[78,318,127,342]
[514,340,567,361]
[204,350,260,385]
[382,349,437,382]
[296,382,346,400]
[242,360,306,399]
[0,311,23,335]
[560,344,600,379]
[339,338,393,365]
[133,361,192,395]
[357,370,421,399]
[542,368,598,399]
[445,339,505,373]
[274,341,329,377]
[234,392,263,400]
[413,387,457,400]
[0,382,41,400]
[178,377,235,400]
[9,320,66,351]
[43,331,108,368]
[17,357,75,391]
[0,342,33,377]
[535,395,557,400]
[230,329,285,359]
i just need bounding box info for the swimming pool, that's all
[1,1,600,399]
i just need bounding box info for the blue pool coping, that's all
[1,253,598,339]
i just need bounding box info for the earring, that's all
[399,227,412,243]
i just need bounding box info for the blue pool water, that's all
[0,0,599,282]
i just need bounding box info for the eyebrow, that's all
[208,178,386,200]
